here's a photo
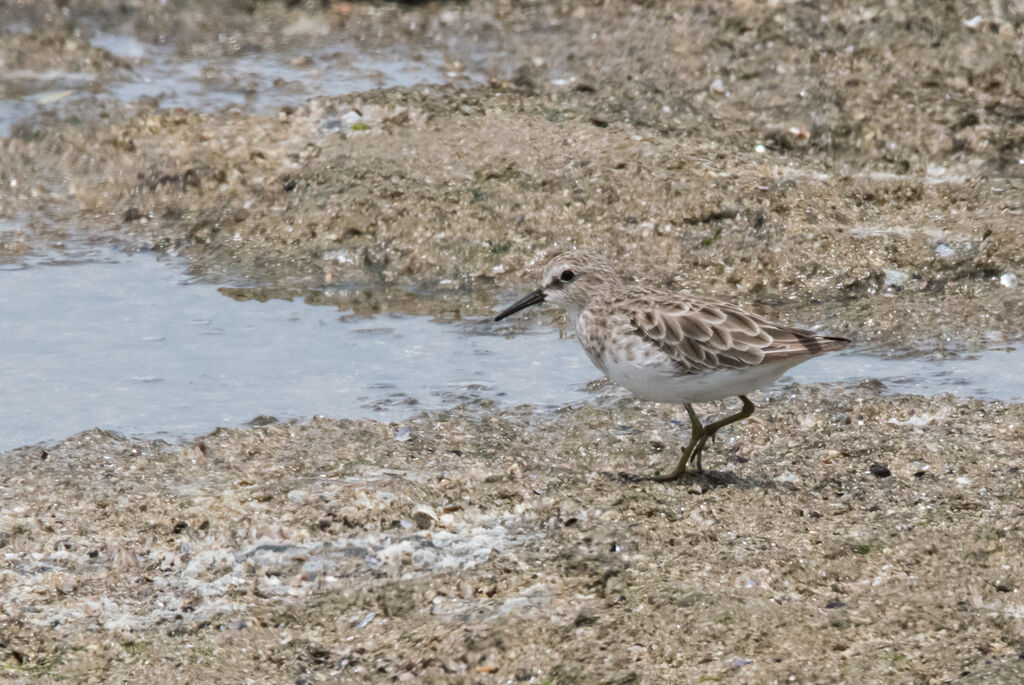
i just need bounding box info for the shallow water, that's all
[0,28,466,136]
[785,349,1024,404]
[1,246,1022,451]
[89,31,462,113]
[0,246,595,451]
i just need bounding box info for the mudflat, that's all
[1,1,1023,682]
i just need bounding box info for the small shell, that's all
[411,505,438,530]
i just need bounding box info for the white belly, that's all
[601,354,806,403]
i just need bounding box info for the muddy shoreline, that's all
[3,1,1024,682]
[3,387,1024,682]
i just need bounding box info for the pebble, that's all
[574,606,599,626]
[286,489,308,503]
[340,110,363,126]
[869,463,892,478]
[412,505,438,530]
[883,268,908,288]
[1000,273,1017,288]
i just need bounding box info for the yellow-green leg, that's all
[654,396,756,481]
[653,402,704,481]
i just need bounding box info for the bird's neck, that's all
[566,287,614,329]
[564,302,583,328]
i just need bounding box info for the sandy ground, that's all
[2,0,1024,682]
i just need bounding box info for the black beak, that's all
[494,288,546,321]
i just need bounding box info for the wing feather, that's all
[678,315,712,341]
[678,336,708,368]
[707,319,732,350]
[628,292,849,375]
[731,344,766,366]
[662,314,685,344]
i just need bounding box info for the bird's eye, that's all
[560,270,576,283]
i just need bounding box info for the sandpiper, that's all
[494,250,849,480]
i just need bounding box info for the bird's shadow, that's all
[600,468,777,491]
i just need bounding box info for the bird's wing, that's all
[628,294,848,375]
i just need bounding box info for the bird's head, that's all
[494,250,622,321]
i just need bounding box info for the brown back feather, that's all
[627,293,850,375]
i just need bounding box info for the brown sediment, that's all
[3,386,1024,681]
[3,1,1023,350]
[2,0,1024,681]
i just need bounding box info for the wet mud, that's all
[2,0,1024,682]
[3,387,1024,681]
